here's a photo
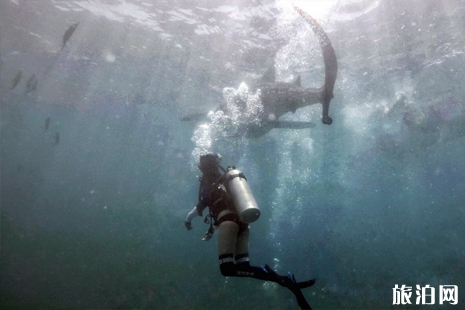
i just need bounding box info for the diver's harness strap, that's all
[217,166,245,183]
[223,171,247,183]
[202,215,215,241]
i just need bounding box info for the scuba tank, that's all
[221,167,260,223]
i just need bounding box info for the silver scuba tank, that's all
[222,168,260,223]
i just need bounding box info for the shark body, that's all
[184,6,338,137]
[253,6,338,127]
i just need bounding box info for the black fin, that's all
[259,66,276,84]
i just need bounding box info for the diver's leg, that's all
[218,221,239,276]
[235,226,314,309]
[218,222,270,279]
[230,223,315,286]
[234,224,250,264]
[233,225,287,281]
[233,224,268,278]
[217,222,314,310]
[217,220,239,256]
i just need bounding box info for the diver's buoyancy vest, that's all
[208,183,233,217]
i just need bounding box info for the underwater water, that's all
[1,0,465,309]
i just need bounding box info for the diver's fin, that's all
[297,278,316,289]
[291,285,313,310]
[263,265,313,310]
[282,272,314,309]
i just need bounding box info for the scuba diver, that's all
[184,152,315,309]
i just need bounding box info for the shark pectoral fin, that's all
[180,113,206,122]
[274,121,316,129]
[233,121,317,139]
[260,66,276,84]
[249,121,316,136]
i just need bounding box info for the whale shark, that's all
[184,6,338,137]
[251,6,338,127]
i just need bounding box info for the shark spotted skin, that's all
[255,6,338,126]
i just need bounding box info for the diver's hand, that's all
[184,221,193,230]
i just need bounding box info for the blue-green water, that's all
[1,0,465,309]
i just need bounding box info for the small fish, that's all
[62,22,79,50]
[10,70,22,90]
[26,74,35,88]
[25,74,38,94]
[30,78,38,92]
[45,116,51,131]
[54,132,60,145]
[17,164,24,173]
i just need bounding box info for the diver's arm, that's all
[185,195,208,230]
[185,206,200,230]
[186,206,200,222]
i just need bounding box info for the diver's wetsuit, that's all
[185,167,315,309]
